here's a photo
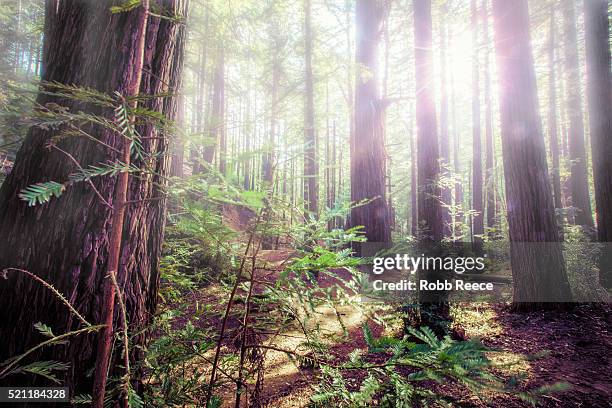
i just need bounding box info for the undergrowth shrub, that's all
[310,325,568,407]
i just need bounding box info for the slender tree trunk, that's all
[482,0,496,235]
[439,5,452,238]
[170,15,187,179]
[350,0,391,245]
[303,0,318,216]
[410,123,417,237]
[492,0,572,308]
[547,4,564,240]
[471,0,484,249]
[450,25,463,241]
[207,47,225,173]
[584,0,612,288]
[562,0,594,229]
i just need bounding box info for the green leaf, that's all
[18,181,65,206]
[33,322,55,338]
[110,0,142,14]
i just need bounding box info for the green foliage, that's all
[564,226,609,302]
[18,181,65,206]
[9,360,69,384]
[311,325,562,407]
[110,0,143,14]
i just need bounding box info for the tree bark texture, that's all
[492,0,572,307]
[350,0,391,244]
[562,0,594,229]
[584,0,612,287]
[0,0,187,401]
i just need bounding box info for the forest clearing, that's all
[0,0,611,407]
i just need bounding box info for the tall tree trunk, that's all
[492,0,572,308]
[410,122,417,237]
[547,4,564,240]
[450,25,463,241]
[414,0,447,328]
[263,35,279,185]
[584,0,612,288]
[471,0,484,249]
[170,15,187,179]
[206,47,225,173]
[304,0,318,216]
[0,0,187,401]
[414,0,442,242]
[350,0,391,245]
[482,0,496,235]
[439,4,452,238]
[562,0,594,229]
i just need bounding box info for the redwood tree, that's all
[482,0,496,234]
[439,4,452,237]
[584,0,612,288]
[0,0,187,400]
[547,4,564,240]
[350,0,391,244]
[304,0,318,215]
[471,0,484,249]
[562,0,594,229]
[414,0,442,242]
[492,0,572,308]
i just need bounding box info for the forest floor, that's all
[167,251,612,408]
[163,207,612,407]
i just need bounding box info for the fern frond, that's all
[18,181,65,206]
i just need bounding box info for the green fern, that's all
[12,361,69,384]
[18,181,65,206]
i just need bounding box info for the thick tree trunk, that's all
[414,0,447,328]
[303,0,318,216]
[414,0,442,242]
[584,0,612,288]
[471,0,484,249]
[492,0,572,308]
[547,4,564,240]
[0,0,186,402]
[562,0,594,229]
[350,0,391,244]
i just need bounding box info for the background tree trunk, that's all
[562,0,594,229]
[439,5,452,238]
[0,0,187,400]
[414,0,442,242]
[492,0,572,309]
[350,0,391,244]
[471,0,484,249]
[304,0,318,216]
[584,0,612,288]
[547,4,564,240]
[482,0,496,235]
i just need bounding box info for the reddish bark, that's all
[350,0,391,244]
[547,4,564,240]
[471,0,484,248]
[562,0,594,229]
[584,0,612,287]
[0,0,187,401]
[492,0,572,308]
